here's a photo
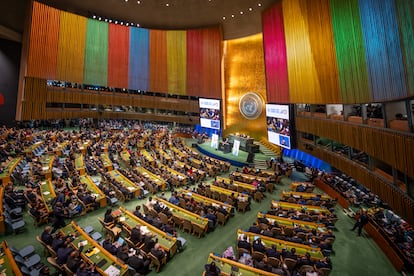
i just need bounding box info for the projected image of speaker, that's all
[246,153,255,163]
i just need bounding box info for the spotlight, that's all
[93,15,96,19]
[98,17,102,20]
[222,16,226,20]
[115,20,118,24]
[249,7,252,11]
[258,3,262,6]
[240,11,243,15]
[231,14,235,18]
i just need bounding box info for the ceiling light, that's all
[249,7,253,11]
[165,3,169,6]
[231,14,235,18]
[125,0,128,2]
[115,20,118,24]
[137,23,140,27]
[126,23,129,26]
[121,22,124,25]
[137,0,141,3]
[222,16,226,20]
[105,18,108,22]
[98,17,102,20]
[93,15,96,19]
[258,3,262,6]
[240,11,243,15]
[109,19,112,23]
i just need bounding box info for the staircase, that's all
[250,140,282,169]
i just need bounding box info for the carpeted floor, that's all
[2,140,409,276]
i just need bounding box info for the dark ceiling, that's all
[0,0,278,41]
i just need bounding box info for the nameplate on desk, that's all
[104,265,121,276]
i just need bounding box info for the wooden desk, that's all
[79,140,91,154]
[61,221,128,275]
[181,190,234,214]
[231,172,268,183]
[314,179,349,208]
[108,170,140,198]
[216,176,256,194]
[100,153,113,171]
[1,241,23,276]
[0,157,21,185]
[257,213,327,233]
[271,201,330,214]
[135,166,166,191]
[141,149,155,165]
[290,182,314,192]
[207,253,276,276]
[79,175,106,207]
[40,180,56,214]
[118,207,178,256]
[40,155,55,180]
[54,140,68,156]
[24,141,43,156]
[210,185,249,201]
[75,154,85,175]
[281,190,332,201]
[238,230,324,260]
[158,163,187,185]
[154,197,209,232]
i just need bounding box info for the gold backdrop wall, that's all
[223,33,267,140]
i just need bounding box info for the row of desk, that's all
[271,200,330,215]
[256,212,327,233]
[282,190,332,201]
[61,221,129,275]
[79,175,107,208]
[108,170,141,198]
[0,241,23,276]
[181,190,234,215]
[216,176,257,194]
[238,229,325,260]
[0,157,21,185]
[117,207,178,256]
[154,197,209,233]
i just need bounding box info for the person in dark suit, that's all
[130,224,142,245]
[204,261,220,276]
[41,226,53,246]
[237,235,251,253]
[252,237,266,253]
[104,208,115,224]
[76,261,99,276]
[142,233,156,253]
[295,252,314,271]
[127,254,151,274]
[102,235,120,255]
[351,210,369,236]
[150,243,166,261]
[248,222,261,234]
[66,248,83,273]
[56,241,74,265]
[285,248,298,260]
[117,245,130,262]
[266,244,280,259]
[52,202,67,233]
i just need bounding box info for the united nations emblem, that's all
[239,92,263,120]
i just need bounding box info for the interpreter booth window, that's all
[395,169,407,193]
[315,136,331,148]
[332,140,349,157]
[364,103,384,127]
[344,104,363,124]
[296,104,310,116]
[311,105,326,118]
[350,148,369,167]
[327,104,343,120]
[385,100,409,132]
[301,132,314,143]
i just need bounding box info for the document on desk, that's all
[104,265,121,276]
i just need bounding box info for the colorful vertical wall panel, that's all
[108,24,130,88]
[26,1,222,98]
[330,0,370,103]
[57,11,87,84]
[359,0,407,101]
[149,30,168,93]
[27,1,60,80]
[263,0,414,104]
[83,19,109,86]
[394,0,414,96]
[167,31,187,95]
[129,28,149,91]
[262,1,289,103]
[186,30,204,96]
